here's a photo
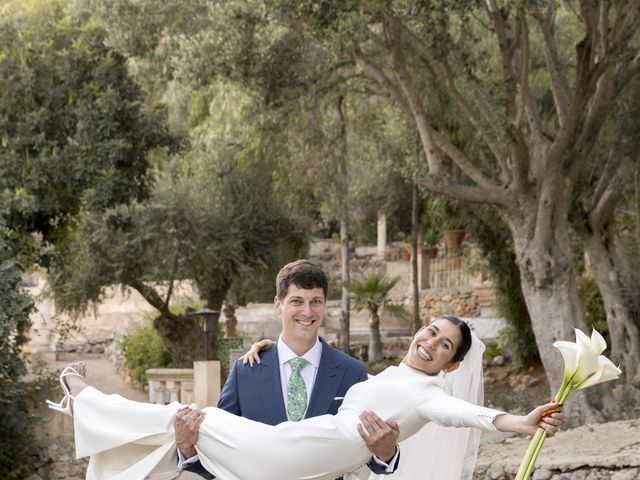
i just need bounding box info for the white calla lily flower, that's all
[552,340,580,383]
[577,355,621,390]
[517,327,621,480]
[590,328,607,355]
[572,329,601,385]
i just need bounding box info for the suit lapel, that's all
[254,347,288,424]
[306,340,346,418]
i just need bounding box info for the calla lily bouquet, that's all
[515,328,622,480]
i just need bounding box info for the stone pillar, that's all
[377,211,387,258]
[417,246,431,290]
[194,360,221,408]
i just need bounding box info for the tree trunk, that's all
[339,214,351,354]
[154,313,204,367]
[411,180,421,333]
[368,310,383,364]
[153,285,229,367]
[510,217,601,425]
[336,95,351,354]
[580,223,640,386]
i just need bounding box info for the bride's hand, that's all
[523,401,564,437]
[494,401,564,437]
[240,339,276,366]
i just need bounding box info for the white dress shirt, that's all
[277,336,322,416]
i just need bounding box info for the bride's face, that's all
[404,319,462,375]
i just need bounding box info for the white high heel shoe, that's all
[46,365,85,417]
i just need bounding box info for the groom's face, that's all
[405,319,461,375]
[275,284,324,354]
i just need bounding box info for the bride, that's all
[49,317,563,480]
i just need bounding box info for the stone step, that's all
[474,287,497,307]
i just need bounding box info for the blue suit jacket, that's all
[184,338,398,478]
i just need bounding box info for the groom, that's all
[175,259,400,479]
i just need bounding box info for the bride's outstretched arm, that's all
[493,401,564,437]
[417,385,564,437]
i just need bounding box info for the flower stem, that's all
[515,428,546,480]
[523,429,548,479]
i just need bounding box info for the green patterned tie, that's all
[287,357,308,421]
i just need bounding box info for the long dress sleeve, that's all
[415,384,503,431]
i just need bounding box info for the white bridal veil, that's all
[369,327,486,480]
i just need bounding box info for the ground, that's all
[476,363,640,479]
[484,362,552,414]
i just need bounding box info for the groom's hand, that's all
[357,411,399,463]
[175,406,205,459]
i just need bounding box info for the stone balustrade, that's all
[146,368,194,405]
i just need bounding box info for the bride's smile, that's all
[405,319,463,376]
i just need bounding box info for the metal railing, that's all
[427,255,473,289]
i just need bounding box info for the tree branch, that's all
[419,173,507,206]
[429,123,501,189]
[570,48,640,173]
[484,1,532,191]
[397,21,506,140]
[384,15,442,174]
[484,0,519,123]
[525,91,544,139]
[533,7,571,124]
[381,16,501,189]
[440,62,509,178]
[589,156,636,228]
[129,279,176,318]
[609,3,640,51]
[163,240,182,311]
[515,8,529,128]
[351,49,412,117]
[596,0,609,62]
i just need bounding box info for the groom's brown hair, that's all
[276,260,329,301]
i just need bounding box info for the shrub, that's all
[483,341,502,360]
[121,321,172,388]
[0,257,35,479]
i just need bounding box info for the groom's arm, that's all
[359,411,400,474]
[177,361,243,479]
[352,366,400,474]
[175,406,213,479]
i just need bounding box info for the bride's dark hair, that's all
[440,315,472,363]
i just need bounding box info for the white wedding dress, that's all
[72,360,501,480]
[369,327,487,480]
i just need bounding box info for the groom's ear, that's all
[443,362,460,374]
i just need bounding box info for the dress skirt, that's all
[73,386,369,480]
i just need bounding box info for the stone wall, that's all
[419,288,480,320]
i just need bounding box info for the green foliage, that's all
[483,341,502,360]
[0,246,35,479]
[50,82,308,338]
[0,0,173,262]
[121,320,172,388]
[346,272,409,321]
[419,194,467,244]
[576,276,609,345]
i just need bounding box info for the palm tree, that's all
[346,272,410,363]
